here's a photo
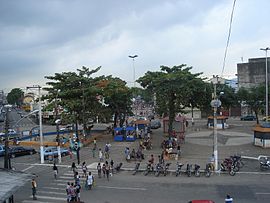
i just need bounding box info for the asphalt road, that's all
[9,162,270,203]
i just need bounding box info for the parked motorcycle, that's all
[194,164,200,177]
[175,162,184,177]
[260,157,270,170]
[155,163,163,177]
[220,161,236,176]
[132,162,140,175]
[186,164,192,177]
[144,163,153,176]
[230,155,244,169]
[115,162,123,172]
[164,163,171,176]
[205,163,212,177]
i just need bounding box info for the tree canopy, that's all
[7,88,24,106]
[137,64,205,132]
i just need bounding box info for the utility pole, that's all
[27,85,44,164]
[128,55,138,88]
[4,106,11,169]
[210,75,223,171]
[260,47,270,119]
[54,89,61,163]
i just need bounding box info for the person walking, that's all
[31,178,37,200]
[102,163,106,178]
[75,183,81,202]
[110,159,114,175]
[97,162,102,178]
[105,161,110,181]
[82,161,87,178]
[225,194,233,203]
[104,142,110,159]
[69,183,76,202]
[99,148,103,162]
[71,162,77,175]
[74,171,80,186]
[66,182,71,203]
[53,163,58,179]
[92,147,96,158]
[93,138,97,149]
[87,172,94,190]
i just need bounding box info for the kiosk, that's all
[207,116,229,129]
[125,126,136,142]
[163,115,187,142]
[254,123,270,148]
[114,127,124,141]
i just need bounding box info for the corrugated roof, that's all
[0,169,34,202]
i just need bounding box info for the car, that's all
[43,147,69,160]
[0,145,5,156]
[240,115,256,121]
[9,146,37,158]
[263,116,270,121]
[188,200,215,203]
[150,120,161,129]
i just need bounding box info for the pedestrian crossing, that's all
[22,166,97,203]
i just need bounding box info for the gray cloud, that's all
[0,0,270,92]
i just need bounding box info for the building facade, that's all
[237,57,270,116]
[237,57,270,89]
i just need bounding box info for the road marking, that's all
[22,165,34,172]
[55,179,73,183]
[43,187,63,190]
[56,183,66,186]
[38,191,66,196]
[98,185,147,191]
[23,200,54,203]
[256,193,270,195]
[237,171,270,175]
[29,195,66,201]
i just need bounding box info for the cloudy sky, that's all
[1,0,270,92]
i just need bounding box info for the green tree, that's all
[137,64,204,133]
[98,76,132,127]
[7,88,24,106]
[45,66,102,135]
[237,85,265,124]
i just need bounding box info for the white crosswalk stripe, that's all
[22,200,55,203]
[28,195,67,201]
[20,163,101,203]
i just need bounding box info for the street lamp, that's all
[27,85,44,164]
[210,75,224,171]
[128,55,138,88]
[54,89,62,163]
[260,47,270,120]
[4,106,11,169]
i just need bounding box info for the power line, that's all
[221,0,237,77]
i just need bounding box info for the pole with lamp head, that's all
[260,47,270,120]
[27,85,44,164]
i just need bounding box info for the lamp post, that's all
[54,89,62,163]
[128,55,138,88]
[27,85,44,164]
[210,75,223,171]
[4,106,11,169]
[260,47,270,120]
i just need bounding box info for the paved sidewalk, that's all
[55,120,270,173]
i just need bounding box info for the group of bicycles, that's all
[131,155,244,177]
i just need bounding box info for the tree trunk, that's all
[113,112,118,128]
[168,92,176,136]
